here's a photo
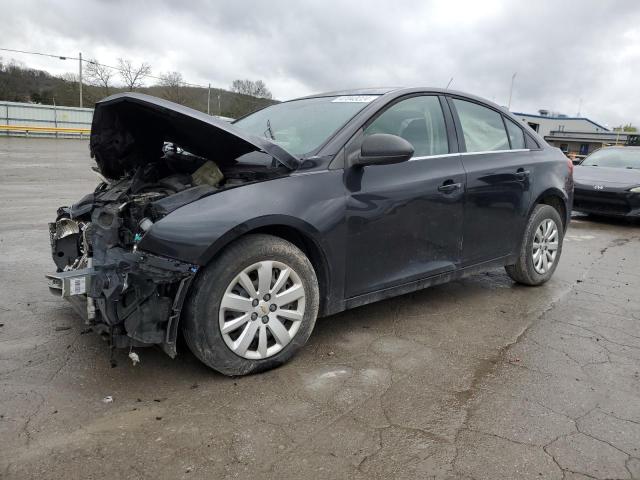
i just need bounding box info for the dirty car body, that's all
[48,89,572,371]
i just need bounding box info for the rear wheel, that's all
[505,204,564,286]
[183,234,319,375]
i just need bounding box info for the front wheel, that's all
[505,204,564,286]
[183,234,319,375]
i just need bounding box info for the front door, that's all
[344,95,465,298]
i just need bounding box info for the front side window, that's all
[453,99,509,152]
[505,118,526,149]
[233,95,379,156]
[364,96,449,157]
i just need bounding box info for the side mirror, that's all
[355,133,414,167]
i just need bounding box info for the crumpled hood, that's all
[90,93,298,179]
[574,165,640,187]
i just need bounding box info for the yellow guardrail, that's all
[0,125,90,134]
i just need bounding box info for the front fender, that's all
[199,214,322,265]
[137,171,346,266]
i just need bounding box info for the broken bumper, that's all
[47,247,198,357]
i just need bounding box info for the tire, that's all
[182,234,319,376]
[505,204,564,286]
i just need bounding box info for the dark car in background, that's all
[573,147,640,217]
[47,88,573,375]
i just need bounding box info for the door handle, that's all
[438,181,462,193]
[515,169,530,180]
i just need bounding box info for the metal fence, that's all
[0,101,92,138]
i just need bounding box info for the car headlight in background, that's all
[630,186,640,193]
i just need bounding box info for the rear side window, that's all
[452,99,509,152]
[505,118,526,149]
[365,96,449,157]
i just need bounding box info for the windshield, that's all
[233,95,379,156]
[582,148,640,169]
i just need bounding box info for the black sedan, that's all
[573,147,640,217]
[47,88,573,375]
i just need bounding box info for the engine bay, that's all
[47,145,287,357]
[53,147,283,267]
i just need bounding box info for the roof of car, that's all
[291,87,509,112]
[294,87,402,99]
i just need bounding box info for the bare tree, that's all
[230,79,273,99]
[58,73,82,106]
[159,71,187,104]
[252,80,272,99]
[118,58,151,91]
[59,72,78,82]
[85,59,114,96]
[230,79,250,95]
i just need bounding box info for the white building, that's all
[511,110,628,159]
[512,110,609,138]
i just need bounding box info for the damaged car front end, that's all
[47,206,198,357]
[47,93,296,357]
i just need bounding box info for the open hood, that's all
[90,93,299,179]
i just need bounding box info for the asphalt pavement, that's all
[1,137,639,479]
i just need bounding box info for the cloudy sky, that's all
[3,0,640,127]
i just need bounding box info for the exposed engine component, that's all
[138,217,153,233]
[192,160,224,187]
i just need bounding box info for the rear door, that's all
[447,97,534,265]
[344,95,465,298]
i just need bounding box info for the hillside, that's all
[0,62,277,118]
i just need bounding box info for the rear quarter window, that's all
[505,118,526,149]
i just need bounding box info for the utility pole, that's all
[207,83,211,115]
[507,72,517,110]
[78,52,83,108]
[218,94,221,115]
[53,97,58,138]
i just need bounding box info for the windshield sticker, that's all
[331,95,378,103]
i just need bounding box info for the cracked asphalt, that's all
[1,137,640,479]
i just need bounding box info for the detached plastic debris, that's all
[102,395,113,404]
[128,351,140,366]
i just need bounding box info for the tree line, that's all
[612,123,638,133]
[0,57,276,119]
